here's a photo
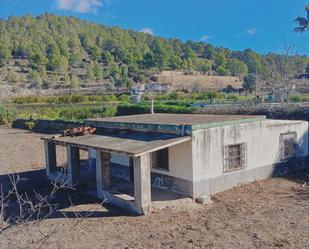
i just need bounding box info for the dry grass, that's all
[157,70,243,91]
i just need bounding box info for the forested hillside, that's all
[0,13,308,90]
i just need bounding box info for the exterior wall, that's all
[192,119,309,197]
[110,154,131,180]
[151,141,193,194]
[152,141,192,181]
[88,119,308,199]
[111,154,129,166]
[89,141,194,195]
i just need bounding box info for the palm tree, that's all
[294,4,309,33]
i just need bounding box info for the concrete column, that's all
[67,145,80,187]
[88,148,96,170]
[96,151,111,197]
[133,153,151,215]
[44,140,57,176]
[129,157,134,182]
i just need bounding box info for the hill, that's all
[0,13,308,95]
[156,71,242,91]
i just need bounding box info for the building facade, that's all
[43,114,309,215]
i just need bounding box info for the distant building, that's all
[144,82,172,93]
[43,114,308,215]
[221,85,244,94]
[130,84,145,103]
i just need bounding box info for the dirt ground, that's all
[1,126,309,249]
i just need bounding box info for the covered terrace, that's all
[42,131,191,215]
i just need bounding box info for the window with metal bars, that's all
[223,143,246,173]
[279,132,297,161]
[152,148,169,171]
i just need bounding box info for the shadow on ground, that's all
[2,166,309,227]
[0,169,135,227]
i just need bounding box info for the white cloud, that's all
[139,28,154,35]
[55,0,104,13]
[245,28,257,35]
[200,35,211,42]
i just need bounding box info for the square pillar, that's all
[67,145,80,187]
[96,151,111,197]
[44,140,57,177]
[88,148,96,170]
[129,157,134,182]
[133,153,151,215]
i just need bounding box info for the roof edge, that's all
[191,116,266,130]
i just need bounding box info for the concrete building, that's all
[42,114,309,215]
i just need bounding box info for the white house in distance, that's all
[42,114,309,215]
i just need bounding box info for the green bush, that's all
[0,104,13,124]
[11,94,122,104]
[25,121,35,132]
[116,103,197,116]
[58,105,117,120]
[118,94,130,102]
[117,103,150,116]
[194,92,225,100]
[18,105,117,121]
[226,95,239,101]
[168,91,186,100]
[290,94,301,102]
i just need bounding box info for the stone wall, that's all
[12,119,82,134]
[197,103,309,122]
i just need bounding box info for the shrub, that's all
[116,102,197,116]
[226,95,238,101]
[117,103,150,116]
[168,91,186,100]
[69,75,80,88]
[25,121,35,132]
[11,94,121,104]
[290,94,301,102]
[17,105,117,121]
[27,70,42,87]
[5,70,19,84]
[0,104,13,124]
[118,94,130,102]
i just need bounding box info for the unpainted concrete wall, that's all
[192,119,309,197]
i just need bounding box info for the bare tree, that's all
[0,171,106,248]
[265,42,297,103]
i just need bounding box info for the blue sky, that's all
[0,0,308,55]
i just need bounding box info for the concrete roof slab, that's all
[87,114,266,127]
[42,132,191,157]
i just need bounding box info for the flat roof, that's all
[42,132,191,157]
[88,114,266,127]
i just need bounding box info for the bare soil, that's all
[1,126,309,249]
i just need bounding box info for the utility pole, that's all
[151,99,154,114]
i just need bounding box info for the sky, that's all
[0,0,308,55]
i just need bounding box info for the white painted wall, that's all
[151,141,193,181]
[192,119,308,183]
[90,141,194,182]
[89,149,130,166]
[111,154,130,166]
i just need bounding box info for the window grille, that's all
[279,132,297,161]
[223,143,247,173]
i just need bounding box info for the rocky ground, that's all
[0,126,309,249]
